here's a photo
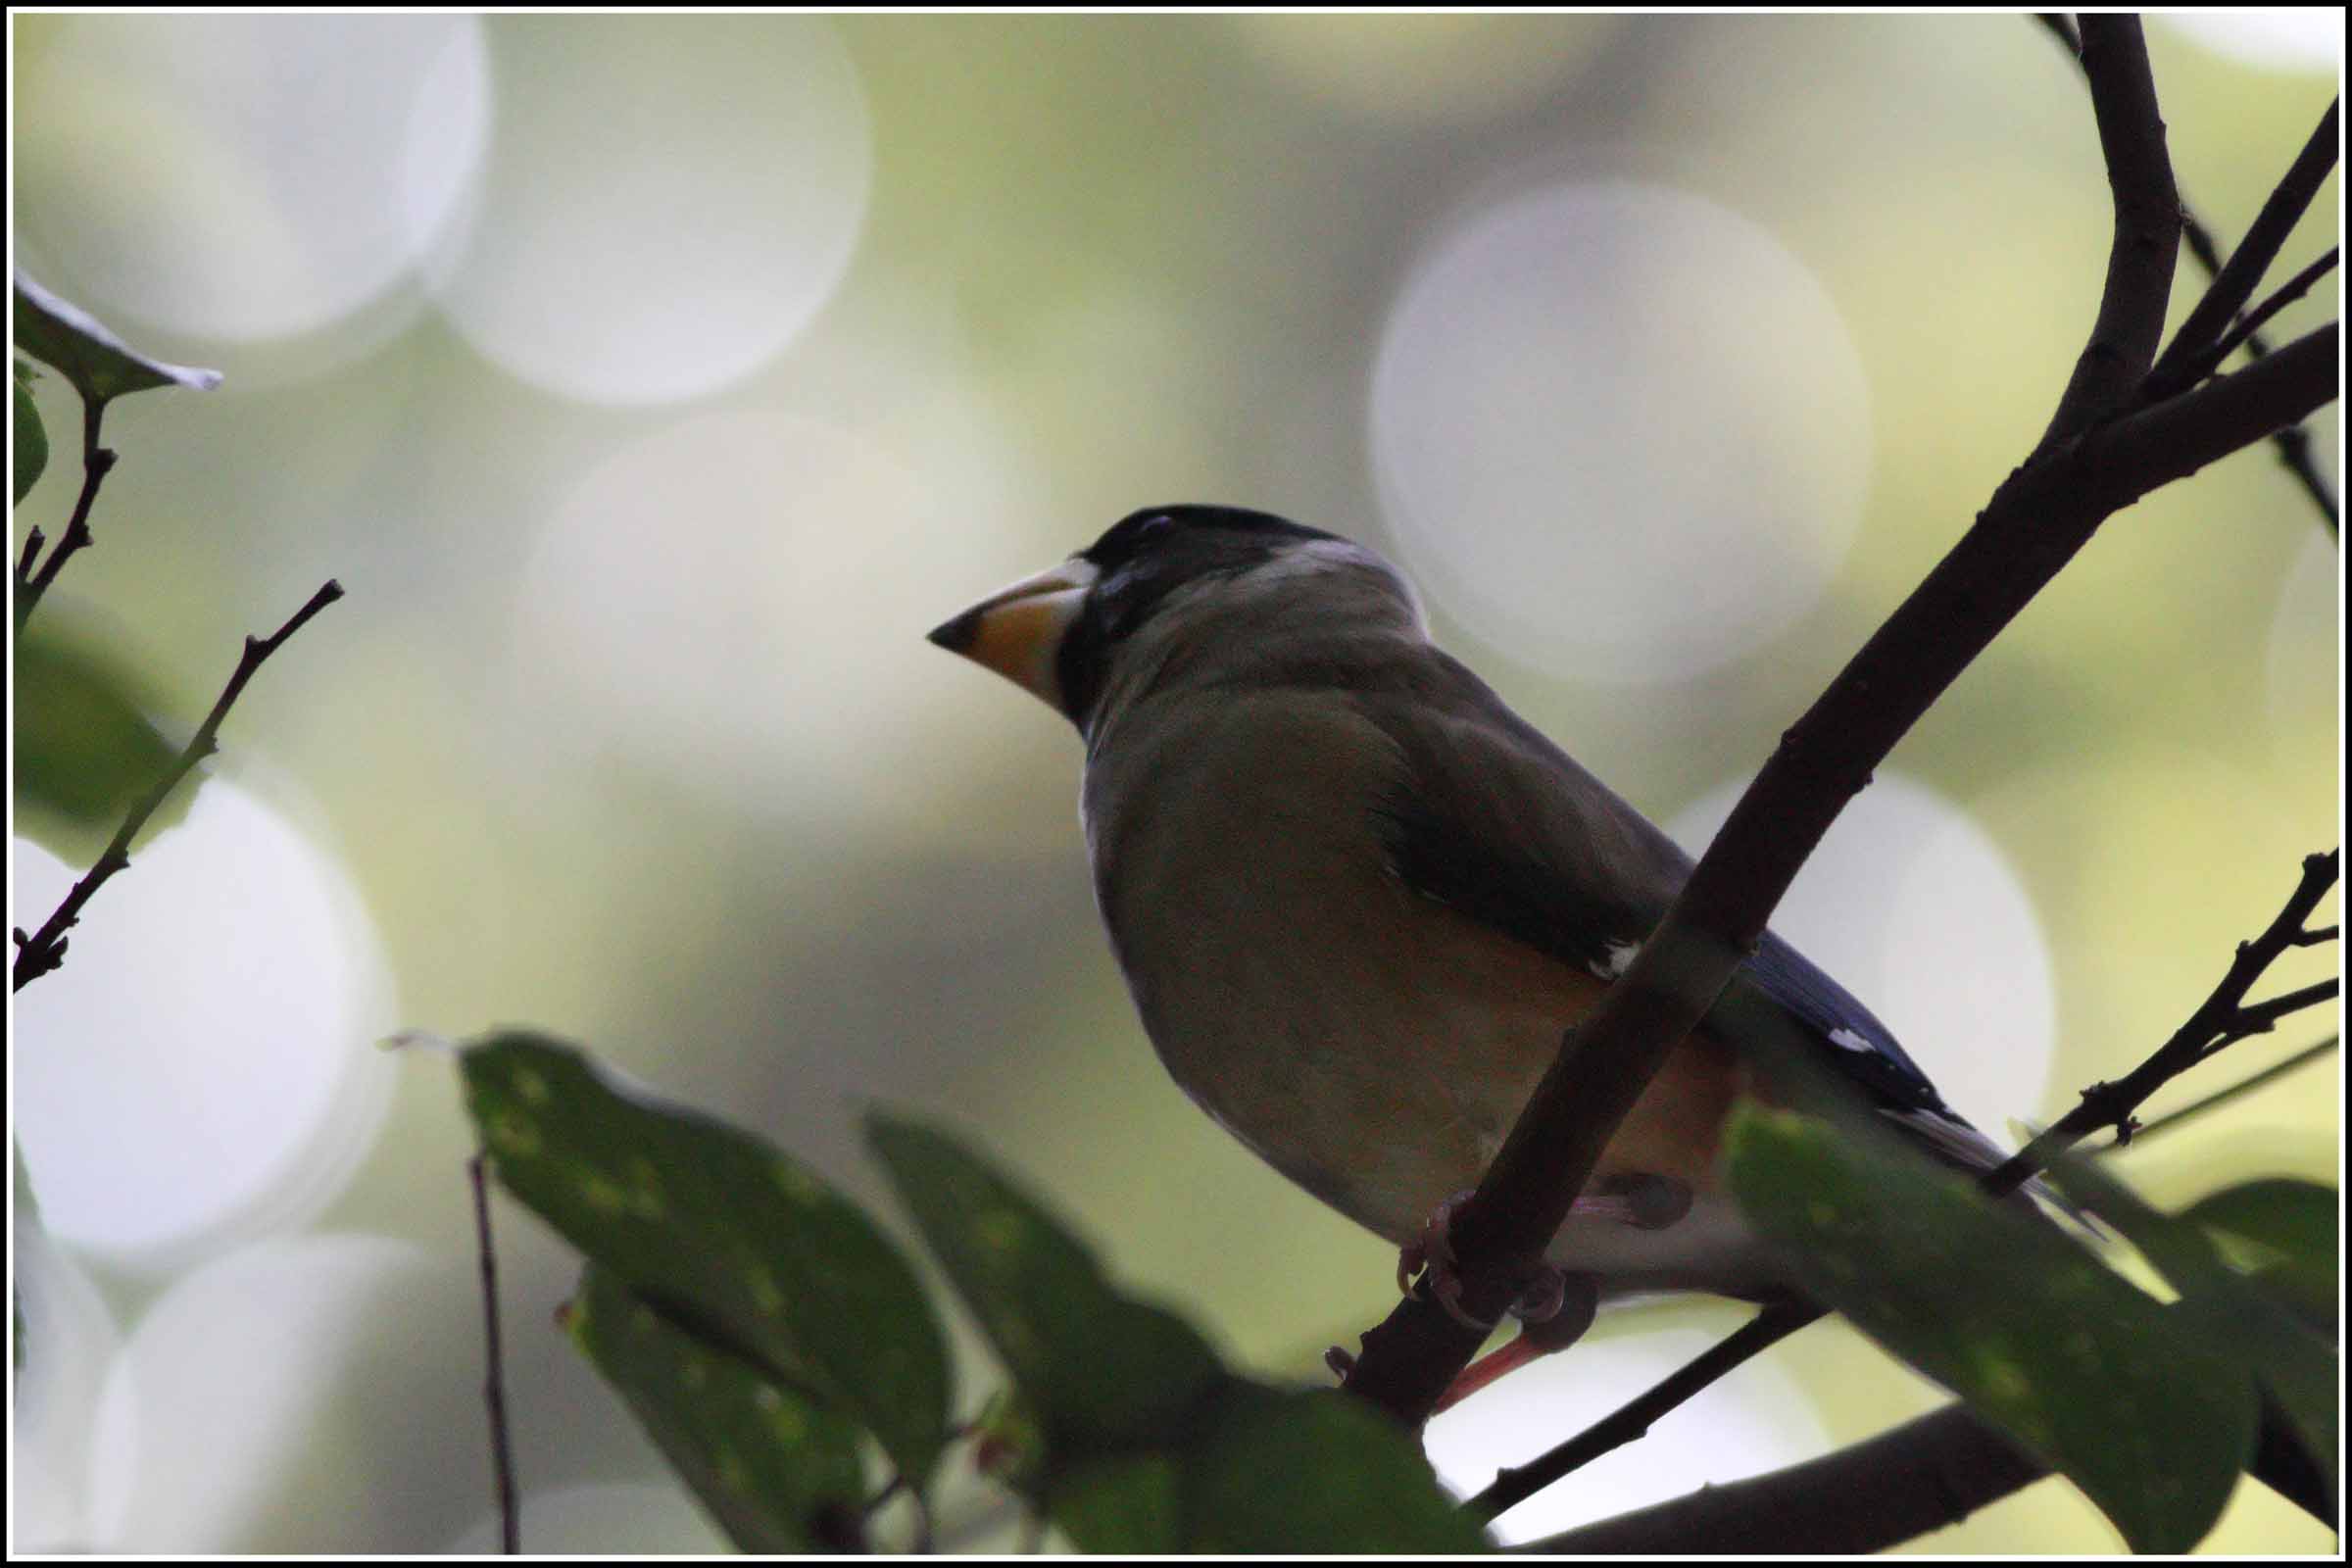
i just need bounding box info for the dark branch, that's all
[2034,15,2182,453]
[1338,14,2212,1432]
[469,1153,521,1554]
[2195,247,2340,378]
[2149,97,2341,398]
[2084,323,2339,509]
[2034,13,2339,529]
[15,396,117,634]
[11,579,345,991]
[1515,1399,2042,1553]
[2112,1036,2337,1148]
[1513,1383,2333,1552]
[1469,1298,1820,1522]
[2213,979,2339,1050]
[1990,849,2338,1184]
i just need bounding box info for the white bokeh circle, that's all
[1371,179,1872,685]
[1425,1319,1829,1545]
[11,1219,123,1551]
[423,15,871,405]
[16,15,487,343]
[12,779,397,1274]
[1668,770,2057,1134]
[85,1236,439,1550]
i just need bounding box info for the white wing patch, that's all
[1828,1026,1877,1054]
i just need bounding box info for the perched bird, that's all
[929,505,2019,1389]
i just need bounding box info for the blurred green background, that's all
[10,12,2340,1553]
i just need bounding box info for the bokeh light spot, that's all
[17,15,487,343]
[2159,12,2345,73]
[1371,179,1872,684]
[423,16,871,406]
[87,1236,443,1550]
[1425,1319,1829,1545]
[13,779,397,1274]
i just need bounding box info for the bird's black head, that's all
[1056,506,1340,724]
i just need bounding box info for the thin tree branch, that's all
[1510,1381,2332,1552]
[2082,322,2339,508]
[2035,15,2182,453]
[2214,979,2339,1049]
[2034,12,2339,530]
[1513,1398,2040,1552]
[11,578,345,991]
[469,1153,521,1555]
[1339,16,2188,1428]
[16,525,46,583]
[2195,247,2340,379]
[1991,849,2337,1181]
[2114,1035,2337,1148]
[1468,1298,1821,1522]
[2149,96,2341,398]
[15,395,117,634]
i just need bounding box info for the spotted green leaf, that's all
[1725,1105,2256,1554]
[2047,1159,2336,1505]
[569,1264,868,1553]
[2181,1178,2337,1325]
[14,358,45,504]
[14,273,220,405]
[14,626,188,860]
[863,1112,1224,1456]
[459,1033,951,1491]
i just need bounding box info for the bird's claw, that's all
[1397,1190,1495,1327]
[1398,1190,1591,1332]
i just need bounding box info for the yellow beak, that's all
[926,559,1099,709]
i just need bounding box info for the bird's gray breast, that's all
[1080,687,1556,1243]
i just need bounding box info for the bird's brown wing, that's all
[1354,644,1991,1152]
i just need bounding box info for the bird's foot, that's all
[1398,1190,1631,1331]
[1396,1189,1485,1326]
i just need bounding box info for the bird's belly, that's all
[1109,855,1753,1284]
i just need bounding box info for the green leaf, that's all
[1725,1105,2257,1554]
[1046,1453,1184,1554]
[2181,1178,2337,1324]
[459,1033,953,1492]
[1182,1386,1491,1554]
[863,1111,1225,1457]
[14,627,187,859]
[14,359,45,504]
[14,272,220,405]
[568,1264,869,1553]
[2048,1160,2337,1505]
